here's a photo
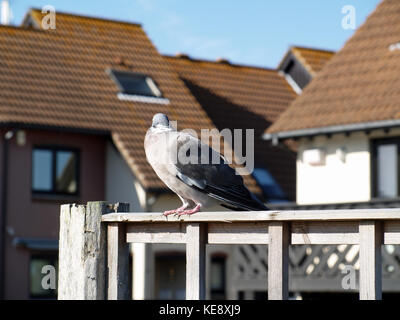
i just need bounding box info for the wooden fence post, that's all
[107,221,131,300]
[186,223,207,300]
[58,202,129,300]
[359,220,382,300]
[268,222,289,300]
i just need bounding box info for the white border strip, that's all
[117,93,170,105]
[278,71,302,95]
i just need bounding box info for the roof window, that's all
[108,69,169,104]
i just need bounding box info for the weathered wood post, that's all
[268,222,289,300]
[58,201,129,300]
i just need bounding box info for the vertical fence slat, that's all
[359,220,382,300]
[107,222,130,300]
[58,202,109,300]
[268,222,289,300]
[186,223,207,300]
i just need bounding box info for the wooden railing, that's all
[57,202,400,300]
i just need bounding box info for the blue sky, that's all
[7,0,381,68]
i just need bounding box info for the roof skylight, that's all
[108,69,169,104]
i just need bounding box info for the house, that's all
[264,0,400,297]
[1,8,238,299]
[0,7,335,299]
[265,0,400,206]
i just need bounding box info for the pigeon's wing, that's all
[170,131,268,211]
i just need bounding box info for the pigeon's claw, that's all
[163,209,178,216]
[163,203,189,216]
[177,204,201,216]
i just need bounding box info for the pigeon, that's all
[144,113,268,215]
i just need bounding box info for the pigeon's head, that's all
[151,113,170,128]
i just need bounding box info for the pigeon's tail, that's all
[220,193,269,211]
[200,183,269,211]
[220,201,268,211]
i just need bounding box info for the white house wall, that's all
[297,132,371,204]
[297,129,400,205]
[105,141,142,212]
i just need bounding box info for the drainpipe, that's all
[0,129,14,299]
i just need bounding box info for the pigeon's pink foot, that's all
[177,204,201,216]
[163,209,177,216]
[163,204,188,216]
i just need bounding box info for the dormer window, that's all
[108,69,169,104]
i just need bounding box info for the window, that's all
[372,138,400,198]
[155,254,186,299]
[284,60,295,74]
[30,254,58,299]
[210,256,226,300]
[108,69,169,104]
[252,167,287,202]
[282,58,312,90]
[110,70,161,97]
[32,147,79,195]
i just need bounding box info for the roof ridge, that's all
[0,24,39,32]
[0,23,62,37]
[0,23,81,41]
[164,54,277,72]
[291,45,335,54]
[29,7,142,27]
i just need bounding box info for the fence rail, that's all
[58,202,400,300]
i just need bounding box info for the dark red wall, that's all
[2,129,106,299]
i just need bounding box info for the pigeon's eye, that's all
[186,149,190,157]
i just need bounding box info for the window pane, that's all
[253,168,286,202]
[210,257,226,299]
[210,260,224,290]
[30,256,57,298]
[32,150,53,191]
[110,70,160,97]
[155,255,186,300]
[56,151,77,193]
[377,144,398,198]
[120,75,154,96]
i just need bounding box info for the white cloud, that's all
[134,1,238,62]
[135,0,155,12]
[181,36,229,57]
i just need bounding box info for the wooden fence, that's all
[58,202,400,300]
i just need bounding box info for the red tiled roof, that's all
[0,9,261,193]
[289,46,335,76]
[267,0,400,135]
